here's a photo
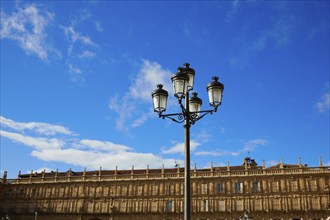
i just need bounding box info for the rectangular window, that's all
[254,199,262,211]
[312,198,320,210]
[216,183,225,193]
[273,198,280,210]
[166,185,173,195]
[201,183,208,194]
[252,181,261,193]
[291,180,298,192]
[136,185,143,196]
[292,198,300,210]
[218,200,225,211]
[151,201,158,212]
[236,200,243,211]
[201,200,208,212]
[166,201,173,212]
[120,201,126,212]
[122,186,128,196]
[152,185,158,196]
[234,182,243,193]
[272,181,279,192]
[31,189,37,198]
[5,189,13,198]
[19,189,25,198]
[310,180,317,191]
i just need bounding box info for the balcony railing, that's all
[4,166,329,185]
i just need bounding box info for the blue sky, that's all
[1,1,329,178]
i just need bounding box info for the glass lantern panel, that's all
[159,95,167,111]
[189,103,201,115]
[208,88,222,106]
[153,96,160,112]
[173,79,187,98]
[153,94,167,113]
[187,74,194,90]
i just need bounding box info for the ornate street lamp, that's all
[152,63,224,220]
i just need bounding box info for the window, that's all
[252,181,261,193]
[234,182,243,193]
[120,201,126,212]
[310,180,317,191]
[121,186,127,196]
[254,199,262,211]
[216,183,225,193]
[291,180,298,192]
[5,189,13,198]
[292,198,300,210]
[31,188,37,198]
[151,201,158,212]
[218,200,225,211]
[19,188,25,198]
[312,198,320,210]
[273,198,280,210]
[166,185,173,195]
[152,185,158,196]
[272,181,279,192]
[136,185,143,196]
[201,183,208,194]
[236,200,243,211]
[201,200,208,212]
[166,201,173,212]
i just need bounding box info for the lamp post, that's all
[152,63,224,220]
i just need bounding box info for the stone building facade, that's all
[0,158,329,220]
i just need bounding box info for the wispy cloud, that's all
[161,140,201,154]
[316,92,330,113]
[0,130,64,151]
[0,4,56,61]
[61,25,98,82]
[195,138,269,157]
[129,60,172,101]
[109,60,172,131]
[94,21,103,32]
[62,26,96,47]
[0,116,180,170]
[77,139,132,152]
[226,0,240,23]
[0,116,72,135]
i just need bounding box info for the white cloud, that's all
[109,60,172,130]
[195,150,239,157]
[32,167,54,173]
[78,139,132,152]
[61,25,98,82]
[68,63,82,74]
[31,148,178,170]
[1,116,181,170]
[129,60,172,101]
[0,130,64,150]
[316,92,330,113]
[0,116,72,135]
[243,139,268,152]
[0,4,55,61]
[94,21,103,32]
[78,50,96,59]
[131,114,148,128]
[195,138,268,157]
[62,26,96,46]
[162,140,201,154]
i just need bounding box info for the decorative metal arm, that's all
[158,109,214,125]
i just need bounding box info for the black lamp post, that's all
[152,63,224,220]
